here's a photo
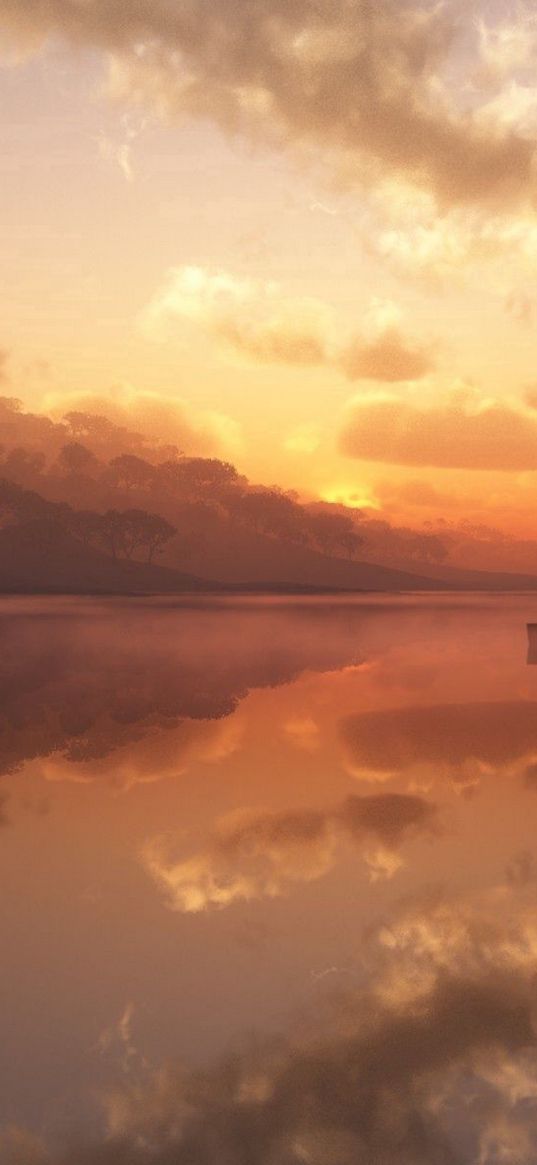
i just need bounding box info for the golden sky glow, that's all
[2,1,537,535]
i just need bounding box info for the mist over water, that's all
[2,595,537,1163]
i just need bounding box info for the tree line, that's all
[0,401,450,569]
[0,478,177,565]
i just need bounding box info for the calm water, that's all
[2,595,537,1163]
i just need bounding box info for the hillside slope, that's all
[0,524,210,594]
[0,518,454,593]
[163,521,537,592]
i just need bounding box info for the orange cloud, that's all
[340,390,537,471]
[376,478,468,510]
[141,266,331,367]
[143,792,436,912]
[340,701,537,785]
[142,266,433,381]
[340,328,434,383]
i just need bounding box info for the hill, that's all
[0,519,210,595]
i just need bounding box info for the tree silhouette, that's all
[64,411,116,441]
[106,454,156,492]
[157,457,241,500]
[66,508,104,549]
[99,508,176,563]
[307,510,364,559]
[123,509,177,563]
[57,442,99,477]
[3,446,46,482]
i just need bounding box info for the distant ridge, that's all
[2,519,537,594]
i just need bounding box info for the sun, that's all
[320,485,379,511]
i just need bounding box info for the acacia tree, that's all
[100,509,125,560]
[143,512,177,563]
[99,508,176,563]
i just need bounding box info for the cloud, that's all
[1,0,536,210]
[96,132,134,183]
[42,386,242,457]
[96,1002,149,1078]
[367,193,537,290]
[143,791,437,912]
[339,327,434,383]
[477,12,537,86]
[377,478,466,510]
[141,265,331,366]
[41,716,243,790]
[340,701,537,785]
[95,112,148,182]
[9,883,537,1165]
[339,388,537,470]
[283,716,320,750]
[142,266,433,381]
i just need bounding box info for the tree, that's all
[66,509,104,549]
[57,442,99,477]
[234,488,304,542]
[12,516,71,557]
[106,454,156,492]
[232,490,266,534]
[100,510,125,560]
[307,510,364,559]
[63,412,116,441]
[0,476,54,524]
[404,533,448,564]
[157,457,240,500]
[122,509,177,563]
[99,508,176,563]
[3,446,46,481]
[338,530,364,560]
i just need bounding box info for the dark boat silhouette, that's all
[527,624,537,664]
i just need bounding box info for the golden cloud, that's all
[340,389,537,471]
[371,203,537,289]
[143,792,437,912]
[141,265,331,367]
[142,265,433,381]
[340,701,537,785]
[339,327,434,382]
[0,0,535,210]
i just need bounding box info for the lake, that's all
[2,594,537,1163]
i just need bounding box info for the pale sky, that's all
[3,1,537,532]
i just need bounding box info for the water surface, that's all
[2,595,537,1163]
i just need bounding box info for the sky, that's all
[2,1,537,534]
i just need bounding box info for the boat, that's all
[527,623,537,664]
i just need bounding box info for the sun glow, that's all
[320,486,380,511]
